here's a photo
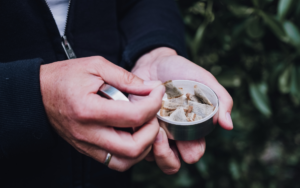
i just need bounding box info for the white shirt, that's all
[46,0,69,36]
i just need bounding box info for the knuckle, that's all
[164,167,180,175]
[75,145,89,156]
[102,140,112,151]
[184,152,203,164]
[115,164,131,172]
[122,71,136,85]
[190,156,201,164]
[71,131,88,142]
[89,56,106,67]
[135,113,145,125]
[154,148,173,160]
[93,56,105,63]
[72,105,90,122]
[128,113,144,127]
[155,150,169,159]
[127,147,143,158]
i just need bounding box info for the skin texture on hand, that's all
[130,47,233,174]
[40,56,165,172]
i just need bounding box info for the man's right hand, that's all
[40,56,165,172]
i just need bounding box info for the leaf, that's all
[228,5,255,17]
[191,0,214,61]
[205,0,215,23]
[278,0,294,20]
[217,71,241,88]
[246,17,265,39]
[233,21,247,37]
[175,170,194,187]
[229,160,240,180]
[290,64,300,102]
[278,64,292,93]
[252,0,260,7]
[258,11,288,42]
[191,22,208,61]
[270,62,287,90]
[249,82,272,117]
[296,2,300,17]
[196,159,209,179]
[189,2,206,15]
[283,21,300,48]
[253,0,273,8]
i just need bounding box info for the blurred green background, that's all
[132,0,300,187]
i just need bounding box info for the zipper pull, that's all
[61,35,77,59]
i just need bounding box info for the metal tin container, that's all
[157,80,219,141]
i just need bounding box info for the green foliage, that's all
[132,0,300,187]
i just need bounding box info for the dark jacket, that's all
[0,0,186,187]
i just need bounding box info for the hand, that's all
[40,56,165,172]
[130,47,233,174]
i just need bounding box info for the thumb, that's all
[209,81,233,130]
[95,57,162,95]
[153,127,181,175]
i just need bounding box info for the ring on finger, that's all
[104,152,112,166]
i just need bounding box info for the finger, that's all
[176,138,206,164]
[108,145,152,172]
[75,141,152,172]
[79,118,159,158]
[153,128,181,175]
[128,94,146,103]
[218,96,234,130]
[86,85,165,127]
[204,75,233,130]
[91,56,162,95]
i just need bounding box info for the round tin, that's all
[157,80,219,141]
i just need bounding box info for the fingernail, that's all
[158,85,166,94]
[226,112,233,128]
[144,80,162,87]
[149,84,166,98]
[155,128,163,143]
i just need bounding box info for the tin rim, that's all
[156,80,219,126]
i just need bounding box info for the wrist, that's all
[132,47,177,75]
[40,63,60,107]
[40,64,52,108]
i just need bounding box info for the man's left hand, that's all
[129,47,233,174]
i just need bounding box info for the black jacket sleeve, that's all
[0,59,56,159]
[117,0,187,70]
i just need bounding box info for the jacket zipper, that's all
[61,35,77,59]
[45,0,77,59]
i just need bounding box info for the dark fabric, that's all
[0,0,186,187]
[0,58,56,159]
[117,0,187,69]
